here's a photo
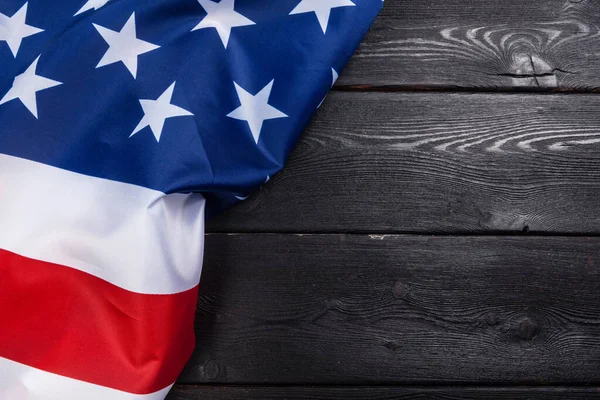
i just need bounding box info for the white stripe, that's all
[0,153,205,295]
[0,357,172,400]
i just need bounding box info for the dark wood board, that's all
[168,385,600,400]
[207,91,600,234]
[172,0,600,397]
[339,0,600,89]
[178,234,600,384]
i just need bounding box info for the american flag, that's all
[0,0,382,398]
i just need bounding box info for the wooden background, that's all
[169,0,600,398]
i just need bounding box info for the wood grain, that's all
[168,385,600,400]
[207,91,600,234]
[175,1,600,397]
[339,0,600,89]
[178,234,600,384]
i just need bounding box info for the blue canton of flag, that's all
[0,1,382,399]
[0,0,382,214]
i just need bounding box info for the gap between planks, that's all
[167,384,600,399]
[332,85,600,95]
[205,231,600,237]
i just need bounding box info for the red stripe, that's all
[0,248,198,394]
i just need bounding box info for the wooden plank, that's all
[339,0,600,89]
[168,385,600,400]
[207,91,600,234]
[178,234,600,384]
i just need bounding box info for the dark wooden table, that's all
[168,1,600,398]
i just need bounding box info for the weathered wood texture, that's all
[168,385,600,400]
[183,1,600,398]
[178,234,600,384]
[339,0,600,89]
[207,91,600,234]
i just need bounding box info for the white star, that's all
[235,175,270,200]
[192,0,255,48]
[289,0,355,34]
[130,82,194,142]
[0,56,62,118]
[74,0,111,16]
[93,13,159,78]
[227,80,288,144]
[318,68,339,108]
[0,2,43,57]
[331,68,339,85]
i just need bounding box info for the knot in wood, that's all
[383,340,400,351]
[393,281,409,299]
[484,313,499,326]
[508,53,557,88]
[516,317,540,341]
[203,360,221,380]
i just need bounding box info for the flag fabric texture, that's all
[0,0,382,398]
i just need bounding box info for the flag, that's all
[0,0,382,398]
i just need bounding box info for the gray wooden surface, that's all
[208,92,600,234]
[169,386,600,399]
[339,0,600,89]
[173,0,600,398]
[178,234,600,385]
